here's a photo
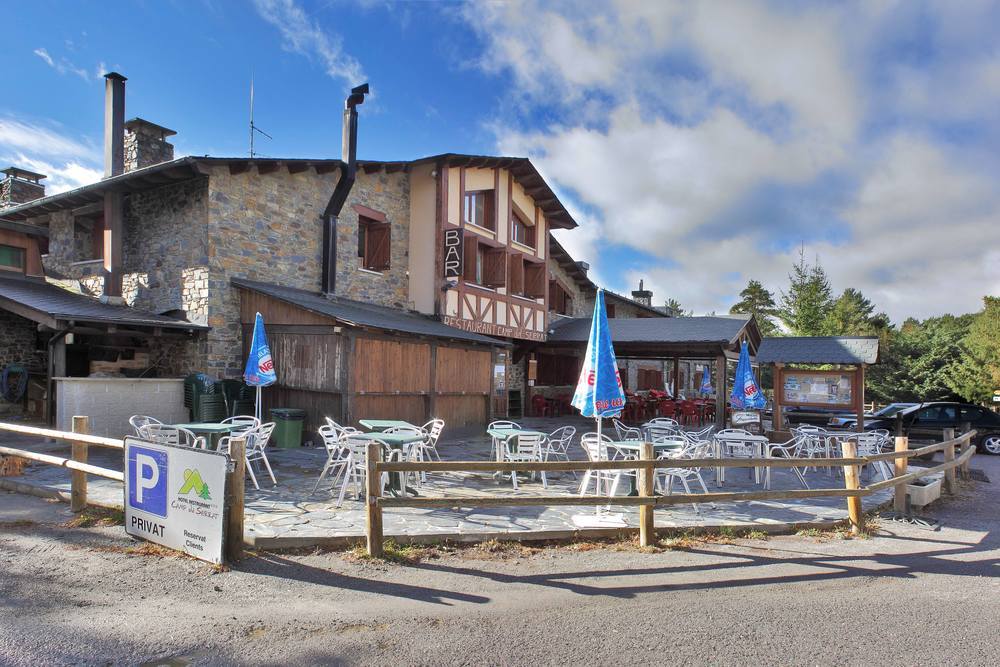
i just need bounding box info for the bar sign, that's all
[443,229,463,278]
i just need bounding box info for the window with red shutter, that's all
[524,261,546,298]
[463,235,478,283]
[508,254,525,295]
[359,215,391,271]
[483,248,506,287]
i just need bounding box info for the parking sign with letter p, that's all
[127,444,168,518]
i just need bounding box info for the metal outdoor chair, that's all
[311,424,356,504]
[544,425,577,478]
[656,439,714,513]
[612,419,641,441]
[221,422,277,490]
[129,415,162,438]
[502,432,547,490]
[143,424,206,449]
[765,437,810,490]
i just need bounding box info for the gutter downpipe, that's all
[322,83,369,296]
[46,328,71,426]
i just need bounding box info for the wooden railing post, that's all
[366,442,384,557]
[959,423,972,478]
[893,436,908,514]
[942,428,956,495]
[842,439,863,535]
[638,442,655,547]
[70,416,89,513]
[226,435,246,563]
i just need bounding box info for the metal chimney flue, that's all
[104,72,127,178]
[322,83,369,296]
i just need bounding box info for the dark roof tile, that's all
[756,336,880,364]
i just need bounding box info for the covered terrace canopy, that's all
[538,314,763,427]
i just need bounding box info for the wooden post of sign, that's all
[772,363,784,434]
[714,355,726,429]
[226,435,246,563]
[894,436,908,514]
[942,427,956,495]
[70,416,89,513]
[842,439,863,535]
[638,442,655,547]
[855,365,866,431]
[366,442,384,557]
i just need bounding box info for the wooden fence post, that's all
[959,422,972,478]
[893,436,908,514]
[638,442,655,547]
[942,427,956,494]
[226,435,246,563]
[366,442,384,557]
[842,439,863,535]
[70,416,89,513]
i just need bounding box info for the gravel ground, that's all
[1,454,998,666]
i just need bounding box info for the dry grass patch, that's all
[62,507,124,529]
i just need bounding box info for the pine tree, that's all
[730,279,780,337]
[664,298,688,317]
[947,297,1000,403]
[822,288,890,336]
[779,250,833,335]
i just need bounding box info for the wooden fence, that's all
[364,429,978,556]
[0,421,979,561]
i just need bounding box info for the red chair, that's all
[679,401,699,426]
[531,394,551,417]
[657,400,677,419]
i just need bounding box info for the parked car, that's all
[863,401,1000,455]
[828,402,917,429]
[780,405,855,427]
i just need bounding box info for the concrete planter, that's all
[907,473,943,507]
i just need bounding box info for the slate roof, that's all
[547,315,753,345]
[756,336,880,365]
[231,278,508,347]
[0,276,207,330]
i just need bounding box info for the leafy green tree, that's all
[730,279,780,337]
[664,298,689,317]
[822,288,890,336]
[947,297,1000,403]
[779,251,833,335]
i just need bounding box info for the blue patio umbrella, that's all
[730,340,766,410]
[700,364,713,395]
[572,289,626,438]
[243,312,277,421]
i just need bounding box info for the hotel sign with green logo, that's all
[124,437,229,564]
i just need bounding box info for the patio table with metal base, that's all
[352,431,426,497]
[608,440,686,495]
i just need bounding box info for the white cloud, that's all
[0,117,101,195]
[32,46,96,82]
[253,0,366,89]
[463,0,999,322]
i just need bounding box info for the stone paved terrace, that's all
[0,418,893,547]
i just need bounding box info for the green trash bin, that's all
[270,408,306,448]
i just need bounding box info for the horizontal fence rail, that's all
[363,430,979,556]
[0,417,122,512]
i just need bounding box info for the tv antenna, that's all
[249,75,272,158]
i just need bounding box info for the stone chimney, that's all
[631,279,653,306]
[124,118,176,172]
[0,167,46,208]
[575,260,590,275]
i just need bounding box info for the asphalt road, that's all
[1,453,998,666]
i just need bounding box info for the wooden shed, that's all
[232,279,505,439]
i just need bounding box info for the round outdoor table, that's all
[358,419,420,432]
[352,431,427,496]
[606,439,685,496]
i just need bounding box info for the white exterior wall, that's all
[55,378,187,438]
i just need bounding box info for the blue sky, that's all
[2,1,999,322]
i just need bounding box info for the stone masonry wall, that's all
[206,166,411,378]
[546,256,590,318]
[0,310,44,372]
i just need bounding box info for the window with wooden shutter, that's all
[463,190,495,231]
[606,303,616,318]
[524,261,546,299]
[463,235,478,283]
[508,254,525,295]
[483,248,506,287]
[359,216,391,271]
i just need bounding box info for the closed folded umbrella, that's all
[572,289,626,438]
[730,340,766,411]
[243,312,277,421]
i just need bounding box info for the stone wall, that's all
[0,178,45,207]
[205,166,412,378]
[0,310,44,372]
[547,256,590,318]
